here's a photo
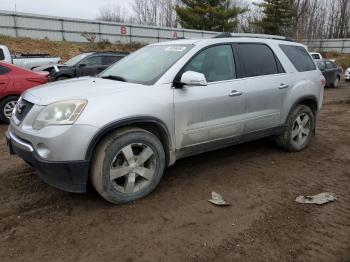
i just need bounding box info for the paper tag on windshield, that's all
[165,46,187,52]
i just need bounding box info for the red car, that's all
[0,62,48,123]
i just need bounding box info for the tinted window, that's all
[183,45,236,82]
[0,49,4,60]
[80,56,102,66]
[280,45,316,72]
[0,65,11,75]
[102,56,122,65]
[237,43,282,77]
[325,61,334,69]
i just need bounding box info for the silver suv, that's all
[6,35,325,204]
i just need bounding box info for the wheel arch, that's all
[85,117,173,166]
[289,95,318,117]
[0,94,20,103]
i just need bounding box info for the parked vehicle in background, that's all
[310,51,337,64]
[316,60,342,87]
[0,61,48,123]
[310,52,323,60]
[6,35,325,204]
[344,67,350,81]
[0,45,61,70]
[33,51,129,81]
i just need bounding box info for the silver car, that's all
[6,35,325,204]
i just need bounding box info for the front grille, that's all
[15,99,34,122]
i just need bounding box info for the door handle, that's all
[229,90,243,97]
[278,84,289,89]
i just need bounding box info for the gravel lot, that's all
[0,83,349,262]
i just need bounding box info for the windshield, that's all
[100,45,193,85]
[64,53,91,66]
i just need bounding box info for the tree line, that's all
[97,0,350,41]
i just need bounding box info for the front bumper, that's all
[344,74,350,80]
[6,130,89,193]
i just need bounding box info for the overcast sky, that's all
[1,0,135,19]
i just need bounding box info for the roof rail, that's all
[214,32,295,42]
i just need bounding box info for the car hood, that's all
[22,77,144,106]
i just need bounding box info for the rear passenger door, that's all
[236,43,290,134]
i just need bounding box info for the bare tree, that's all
[97,4,129,23]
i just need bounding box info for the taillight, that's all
[320,75,326,86]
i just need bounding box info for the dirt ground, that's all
[0,83,350,262]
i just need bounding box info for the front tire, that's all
[276,105,315,152]
[91,128,165,204]
[0,96,19,123]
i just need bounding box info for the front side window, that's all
[280,44,316,72]
[101,45,193,85]
[317,61,326,71]
[0,49,4,60]
[237,43,282,77]
[183,45,236,82]
[64,53,91,66]
[81,56,102,66]
[0,65,11,75]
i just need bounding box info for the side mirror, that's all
[78,63,87,68]
[180,71,207,87]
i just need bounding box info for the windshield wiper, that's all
[101,75,127,82]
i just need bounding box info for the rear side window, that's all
[311,53,321,60]
[183,45,236,82]
[0,65,11,75]
[237,43,284,77]
[0,49,4,60]
[280,45,316,72]
[102,56,122,65]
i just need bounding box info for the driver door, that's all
[174,44,246,151]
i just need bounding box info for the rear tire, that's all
[91,128,165,204]
[0,96,19,124]
[276,105,315,152]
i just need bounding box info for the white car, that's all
[0,45,61,70]
[344,68,350,81]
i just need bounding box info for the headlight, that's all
[33,100,87,130]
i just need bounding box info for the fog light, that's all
[36,143,50,159]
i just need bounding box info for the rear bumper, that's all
[6,130,89,193]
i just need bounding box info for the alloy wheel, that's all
[291,113,311,147]
[3,100,17,119]
[109,143,156,194]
